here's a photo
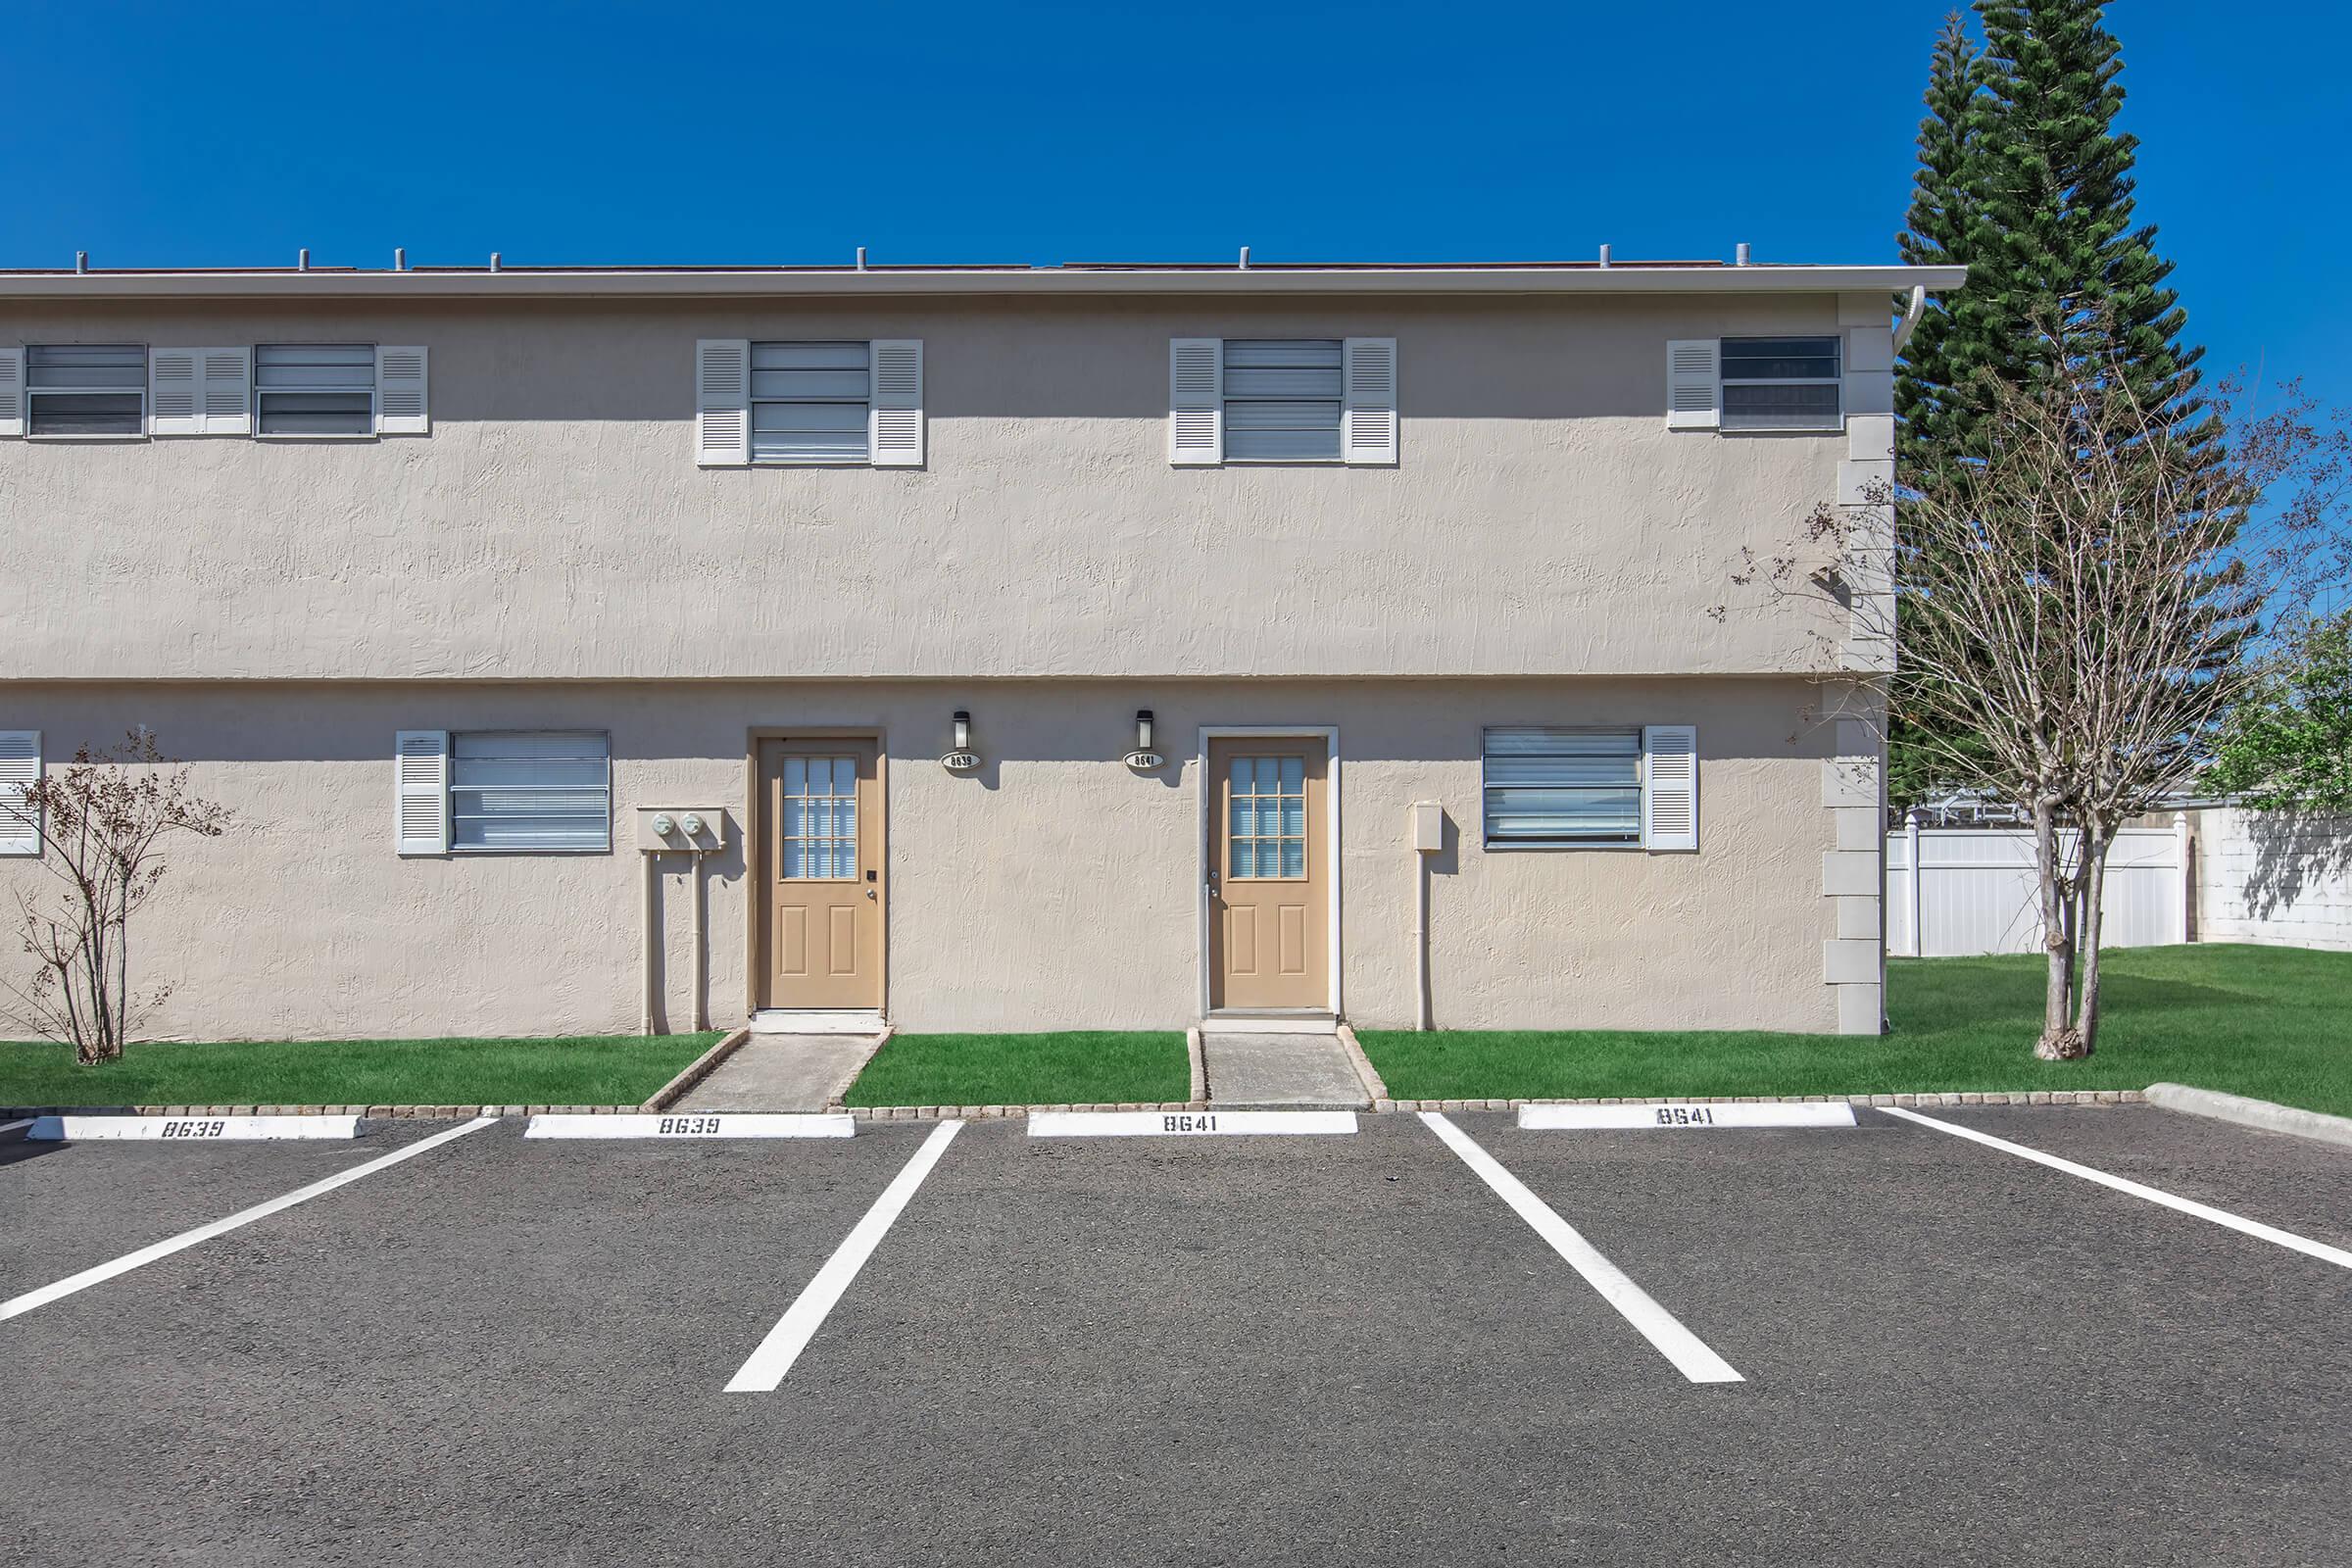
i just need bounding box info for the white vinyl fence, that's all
[1886,822,2190,958]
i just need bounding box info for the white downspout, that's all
[688,847,710,1031]
[1891,284,1929,353]
[1414,853,1433,1032]
[641,850,662,1036]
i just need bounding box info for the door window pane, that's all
[780,753,858,879]
[1227,753,1308,880]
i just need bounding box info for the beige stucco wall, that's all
[1,293,1876,682]
[0,677,1869,1041]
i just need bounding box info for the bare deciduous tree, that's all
[1735,336,2347,1059]
[4,733,233,1064]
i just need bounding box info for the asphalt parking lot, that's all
[3,1106,2346,1566]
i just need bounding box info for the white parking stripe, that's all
[1882,1106,2352,1271]
[0,1116,500,1324]
[1420,1112,1744,1385]
[0,1118,31,1137]
[726,1119,963,1393]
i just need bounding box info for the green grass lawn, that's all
[1358,944,2352,1116]
[844,1031,1190,1107]
[0,1033,723,1109]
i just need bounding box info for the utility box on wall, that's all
[635,808,728,853]
[1409,801,1445,853]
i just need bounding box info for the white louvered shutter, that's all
[869,339,923,466]
[200,347,252,435]
[150,349,203,435]
[1642,725,1698,852]
[395,730,449,856]
[0,347,23,437]
[696,339,750,466]
[1169,338,1222,465]
[1342,337,1398,465]
[377,346,429,434]
[1666,340,1720,430]
[0,731,39,857]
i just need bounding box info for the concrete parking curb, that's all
[1,1087,2151,1122]
[640,1026,752,1111]
[2143,1082,2352,1150]
[1333,1023,1391,1102]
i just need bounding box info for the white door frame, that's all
[1196,725,1343,1018]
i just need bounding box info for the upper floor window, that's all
[26,345,146,436]
[752,341,873,464]
[256,344,376,436]
[696,338,923,468]
[1169,335,1397,466]
[1718,336,1841,431]
[1223,338,1345,462]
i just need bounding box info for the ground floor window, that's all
[448,731,612,853]
[1482,727,1643,847]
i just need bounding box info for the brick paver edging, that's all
[3,1089,2147,1120]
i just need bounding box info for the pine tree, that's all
[1893,13,1984,474]
[1958,0,2214,455]
[1888,0,2221,807]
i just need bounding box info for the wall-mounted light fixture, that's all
[942,710,980,772]
[1124,709,1164,770]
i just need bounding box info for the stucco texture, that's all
[2,294,1855,682]
[0,679,1855,1041]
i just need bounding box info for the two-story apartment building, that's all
[0,258,1959,1042]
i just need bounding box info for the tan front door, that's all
[758,739,883,1010]
[1208,737,1330,1011]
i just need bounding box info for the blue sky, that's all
[5,0,2345,407]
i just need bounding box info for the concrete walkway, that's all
[673,1034,885,1112]
[1201,1031,1370,1108]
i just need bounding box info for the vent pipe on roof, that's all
[1598,243,1612,269]
[489,252,502,272]
[74,250,87,274]
[394,247,407,271]
[856,246,867,270]
[1735,242,1752,267]
[298,248,311,271]
[1239,245,1250,270]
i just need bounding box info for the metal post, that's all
[2174,810,2194,945]
[1905,808,1924,958]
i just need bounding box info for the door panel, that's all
[759,739,882,1010]
[1208,737,1330,1010]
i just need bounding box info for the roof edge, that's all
[0,263,1966,303]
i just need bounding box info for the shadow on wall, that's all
[329,296,1794,426]
[2238,808,2352,920]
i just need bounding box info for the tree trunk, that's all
[112,866,131,1060]
[2032,801,2087,1059]
[2071,829,2112,1057]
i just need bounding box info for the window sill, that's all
[1482,840,1650,853]
[749,460,877,469]
[24,433,150,444]
[255,432,381,443]
[446,847,613,858]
